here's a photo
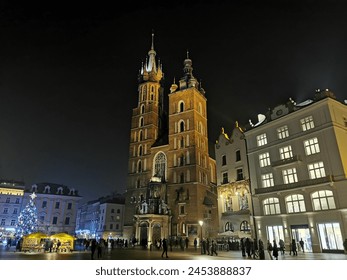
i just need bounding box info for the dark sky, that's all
[1,0,347,203]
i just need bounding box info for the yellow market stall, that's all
[50,233,76,252]
[21,232,49,252]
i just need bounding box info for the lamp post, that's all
[199,220,204,254]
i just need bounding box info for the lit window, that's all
[308,162,326,179]
[282,168,298,184]
[304,137,320,155]
[261,173,274,188]
[279,145,293,160]
[286,194,306,213]
[263,197,281,215]
[257,133,267,146]
[312,190,336,210]
[277,125,289,139]
[259,152,271,167]
[300,116,315,131]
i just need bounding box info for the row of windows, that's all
[257,115,315,147]
[0,219,16,226]
[224,221,251,233]
[39,201,73,210]
[2,207,18,214]
[221,151,241,166]
[176,100,204,116]
[263,190,335,215]
[259,137,320,167]
[222,168,244,184]
[0,197,21,204]
[261,161,326,187]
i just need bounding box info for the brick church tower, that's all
[123,33,218,246]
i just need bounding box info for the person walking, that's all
[161,238,169,258]
[291,239,297,256]
[210,240,218,256]
[299,238,305,253]
[272,240,279,260]
[206,238,211,255]
[194,238,197,251]
[279,239,285,255]
[267,240,273,260]
[90,239,97,260]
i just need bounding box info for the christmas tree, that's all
[16,192,38,237]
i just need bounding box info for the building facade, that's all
[215,124,253,243]
[0,180,25,244]
[123,35,218,246]
[76,193,125,240]
[244,90,347,253]
[28,183,81,235]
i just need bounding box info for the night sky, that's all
[1,0,347,203]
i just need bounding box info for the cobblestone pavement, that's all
[1,245,347,260]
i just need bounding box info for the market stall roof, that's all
[50,233,76,240]
[23,232,50,239]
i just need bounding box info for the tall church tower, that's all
[166,52,218,241]
[123,36,218,246]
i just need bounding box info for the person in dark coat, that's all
[90,239,97,260]
[291,239,297,256]
[272,240,279,260]
[161,238,168,258]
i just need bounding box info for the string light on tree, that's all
[16,192,38,237]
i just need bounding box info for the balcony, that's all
[271,155,301,168]
[254,175,333,195]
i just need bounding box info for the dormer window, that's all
[57,187,63,195]
[44,186,50,194]
[31,185,38,193]
[69,188,75,195]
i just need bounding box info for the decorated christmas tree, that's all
[16,192,38,237]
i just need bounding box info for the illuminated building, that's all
[123,34,218,246]
[28,183,81,235]
[215,124,253,244]
[244,89,347,253]
[0,179,25,243]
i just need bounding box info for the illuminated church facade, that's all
[123,34,218,246]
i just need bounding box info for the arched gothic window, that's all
[153,152,167,180]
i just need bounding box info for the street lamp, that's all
[199,220,204,254]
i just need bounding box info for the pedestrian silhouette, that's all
[291,239,297,256]
[299,238,305,252]
[161,238,168,258]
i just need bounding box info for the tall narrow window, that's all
[236,150,241,162]
[261,173,274,188]
[222,155,227,166]
[236,168,243,181]
[179,101,184,112]
[222,172,228,184]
